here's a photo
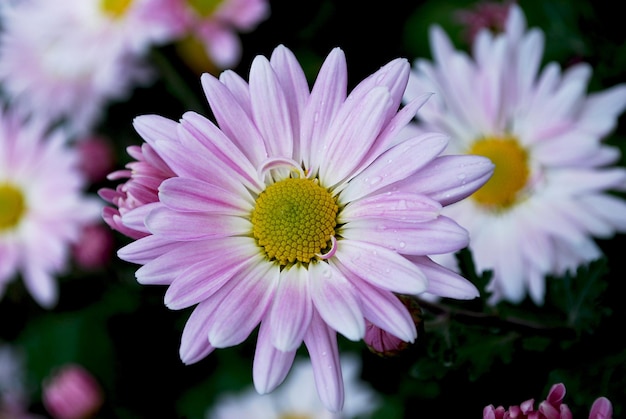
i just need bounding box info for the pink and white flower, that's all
[0,0,175,136]
[0,110,101,308]
[158,0,270,69]
[404,4,626,305]
[103,44,493,411]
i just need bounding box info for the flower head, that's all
[483,382,613,419]
[0,110,101,308]
[42,364,104,419]
[404,4,626,305]
[0,0,173,135]
[161,0,270,70]
[104,44,493,411]
[454,1,515,44]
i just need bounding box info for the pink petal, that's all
[207,262,279,348]
[308,262,365,341]
[342,216,469,255]
[253,320,297,394]
[350,57,410,120]
[406,255,480,299]
[268,266,313,351]
[179,300,217,365]
[117,235,179,265]
[335,240,428,295]
[23,266,57,309]
[145,207,250,241]
[133,114,179,148]
[394,154,494,206]
[269,45,309,158]
[538,400,560,419]
[179,112,264,193]
[303,310,344,412]
[135,240,217,285]
[589,397,613,419]
[342,269,416,342]
[339,133,449,203]
[165,240,260,310]
[339,192,442,223]
[249,55,294,159]
[201,73,268,167]
[357,92,434,171]
[319,86,392,187]
[546,383,567,405]
[218,70,251,114]
[159,177,252,215]
[301,47,347,171]
[120,202,160,234]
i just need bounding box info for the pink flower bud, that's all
[72,223,114,270]
[364,295,422,357]
[76,135,116,183]
[42,364,103,419]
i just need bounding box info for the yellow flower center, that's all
[100,0,133,18]
[280,414,311,419]
[188,0,223,16]
[0,183,26,231]
[251,178,338,266]
[468,136,529,210]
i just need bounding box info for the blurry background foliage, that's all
[1,0,624,418]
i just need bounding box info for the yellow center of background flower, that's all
[251,178,338,266]
[468,136,529,210]
[0,184,26,231]
[188,0,222,16]
[100,0,133,18]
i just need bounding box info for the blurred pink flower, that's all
[0,110,101,308]
[159,0,270,69]
[483,383,613,419]
[72,223,115,270]
[75,135,116,184]
[42,364,103,419]
[104,44,493,412]
[455,1,515,44]
[0,0,176,135]
[404,4,626,305]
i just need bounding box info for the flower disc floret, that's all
[100,0,133,18]
[0,183,26,231]
[251,178,338,265]
[468,136,529,210]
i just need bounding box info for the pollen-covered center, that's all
[100,0,133,18]
[188,0,223,16]
[0,183,26,231]
[469,136,529,210]
[251,178,338,266]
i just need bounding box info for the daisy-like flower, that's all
[105,44,494,411]
[0,110,101,308]
[207,354,380,419]
[404,4,626,305]
[0,0,175,135]
[159,0,270,70]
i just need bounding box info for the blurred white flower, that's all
[206,354,380,418]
